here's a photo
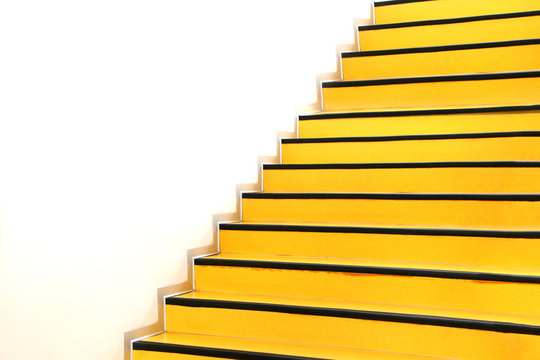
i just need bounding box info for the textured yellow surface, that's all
[322,77,540,111]
[299,110,540,138]
[242,196,540,227]
[375,0,540,24]
[359,15,540,51]
[166,303,540,359]
[134,332,440,360]
[195,254,540,317]
[282,137,540,164]
[220,225,540,268]
[263,167,540,193]
[342,43,540,80]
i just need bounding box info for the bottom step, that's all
[133,332,437,360]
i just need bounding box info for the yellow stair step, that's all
[194,253,540,317]
[163,291,540,359]
[281,131,540,164]
[342,39,540,80]
[219,221,540,269]
[262,161,540,193]
[374,0,540,25]
[322,71,540,111]
[241,192,540,227]
[133,331,441,360]
[358,10,540,51]
[298,104,540,138]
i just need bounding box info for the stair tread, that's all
[342,38,540,58]
[359,9,540,31]
[197,253,540,279]
[135,332,438,359]
[264,160,540,169]
[171,290,540,329]
[298,104,540,120]
[224,220,540,232]
[322,70,540,88]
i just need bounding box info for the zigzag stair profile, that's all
[133,0,540,359]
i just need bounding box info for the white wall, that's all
[0,1,372,359]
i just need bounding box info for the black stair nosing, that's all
[218,223,540,239]
[241,192,540,201]
[359,9,540,31]
[166,297,540,336]
[263,161,540,170]
[194,257,540,285]
[297,104,540,120]
[133,340,327,360]
[321,70,540,88]
[341,38,540,58]
[374,0,432,7]
[281,131,540,144]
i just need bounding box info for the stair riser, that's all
[375,0,540,25]
[220,229,540,269]
[263,167,540,193]
[282,137,540,164]
[322,77,540,111]
[359,15,540,51]
[166,305,540,360]
[242,198,540,227]
[133,351,214,360]
[299,111,540,138]
[343,43,540,80]
[195,265,540,316]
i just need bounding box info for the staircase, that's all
[132,1,540,359]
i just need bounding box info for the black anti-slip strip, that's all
[341,38,540,58]
[298,104,540,120]
[242,193,540,201]
[359,9,540,31]
[133,341,326,360]
[263,161,540,170]
[194,258,540,284]
[166,297,540,336]
[322,71,540,88]
[374,0,431,7]
[281,131,540,144]
[219,223,540,239]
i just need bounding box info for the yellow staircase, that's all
[133,1,540,359]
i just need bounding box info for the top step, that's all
[374,0,540,25]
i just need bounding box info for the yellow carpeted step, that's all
[358,10,540,51]
[219,221,540,269]
[298,105,540,138]
[322,71,540,111]
[342,39,540,80]
[374,0,540,25]
[241,192,540,227]
[133,331,442,360]
[281,132,540,164]
[162,291,540,359]
[262,162,540,193]
[194,253,540,317]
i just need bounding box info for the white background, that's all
[0,1,372,359]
